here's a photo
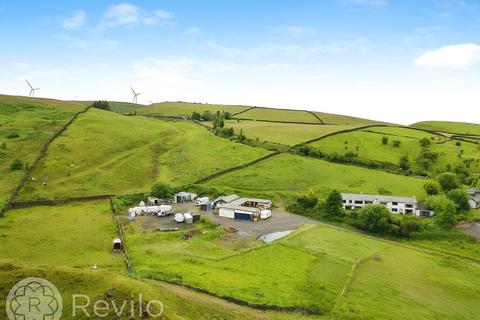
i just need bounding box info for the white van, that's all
[174,213,185,223]
[260,210,272,220]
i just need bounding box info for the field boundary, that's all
[231,106,257,116]
[109,198,134,274]
[8,194,114,209]
[143,275,324,316]
[1,105,93,216]
[193,152,281,184]
[232,117,325,125]
[306,110,325,124]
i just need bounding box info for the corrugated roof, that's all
[217,197,272,212]
[341,193,417,204]
[215,194,240,203]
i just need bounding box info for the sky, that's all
[0,0,479,124]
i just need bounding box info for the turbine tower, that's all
[26,79,40,97]
[131,87,141,104]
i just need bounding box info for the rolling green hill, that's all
[18,108,269,200]
[138,101,251,117]
[223,120,362,146]
[313,111,390,126]
[411,121,480,136]
[75,100,146,114]
[308,126,480,176]
[0,95,84,210]
[204,153,428,203]
[234,107,321,123]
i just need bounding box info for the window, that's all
[354,201,363,204]
[342,200,346,204]
[392,202,398,205]
[405,209,413,214]
[391,208,398,212]
[406,204,413,208]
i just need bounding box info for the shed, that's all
[174,192,198,203]
[113,238,122,252]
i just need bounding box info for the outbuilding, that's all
[217,198,272,221]
[173,192,197,203]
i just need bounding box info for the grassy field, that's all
[234,107,321,123]
[224,120,361,146]
[75,100,146,114]
[0,262,316,320]
[0,200,123,270]
[138,101,250,117]
[0,95,84,209]
[309,126,480,175]
[205,153,428,203]
[313,111,389,126]
[412,121,480,136]
[124,220,480,319]
[18,109,269,200]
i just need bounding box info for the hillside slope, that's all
[18,108,269,200]
[0,95,84,209]
[411,121,480,136]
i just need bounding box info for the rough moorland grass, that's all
[138,101,250,117]
[0,263,318,320]
[313,111,390,126]
[309,126,480,175]
[0,200,123,270]
[126,221,480,318]
[0,95,84,208]
[18,108,268,200]
[224,120,361,146]
[412,121,480,135]
[234,107,320,123]
[205,153,427,203]
[334,245,480,320]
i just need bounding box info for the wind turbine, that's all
[26,79,40,97]
[131,87,141,104]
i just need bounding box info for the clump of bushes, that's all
[91,100,110,111]
[10,159,23,170]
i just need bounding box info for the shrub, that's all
[10,159,23,170]
[91,100,110,111]
[446,189,471,212]
[419,137,431,147]
[191,111,202,120]
[354,204,393,234]
[297,189,318,209]
[423,180,441,195]
[150,182,175,199]
[6,132,19,139]
[382,136,388,145]
[392,140,401,147]
[426,195,457,230]
[399,154,410,171]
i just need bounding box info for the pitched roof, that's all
[215,194,240,203]
[341,193,417,204]
[217,198,271,212]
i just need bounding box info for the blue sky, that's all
[0,0,479,124]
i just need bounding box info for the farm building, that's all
[128,203,173,216]
[213,194,240,207]
[468,189,480,209]
[217,197,272,221]
[341,193,433,217]
[173,192,197,203]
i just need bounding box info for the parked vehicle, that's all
[184,212,193,224]
[260,210,272,220]
[174,213,185,223]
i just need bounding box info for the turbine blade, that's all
[25,79,33,89]
[130,87,136,95]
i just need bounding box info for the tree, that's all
[10,159,23,170]
[191,111,202,120]
[399,154,410,171]
[392,140,401,147]
[297,189,318,209]
[419,137,431,147]
[223,111,232,120]
[324,190,343,217]
[201,110,213,121]
[150,182,175,199]
[382,136,389,145]
[436,172,460,192]
[446,189,471,212]
[355,204,393,234]
[426,195,457,229]
[423,180,441,195]
[91,100,110,111]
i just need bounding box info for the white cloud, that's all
[185,27,200,35]
[414,43,480,69]
[62,10,86,30]
[102,3,172,27]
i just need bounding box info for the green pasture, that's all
[205,153,427,203]
[313,111,389,126]
[412,121,480,136]
[0,200,123,270]
[18,108,268,200]
[234,107,321,123]
[309,126,480,175]
[224,120,361,146]
[138,101,250,117]
[0,95,84,208]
